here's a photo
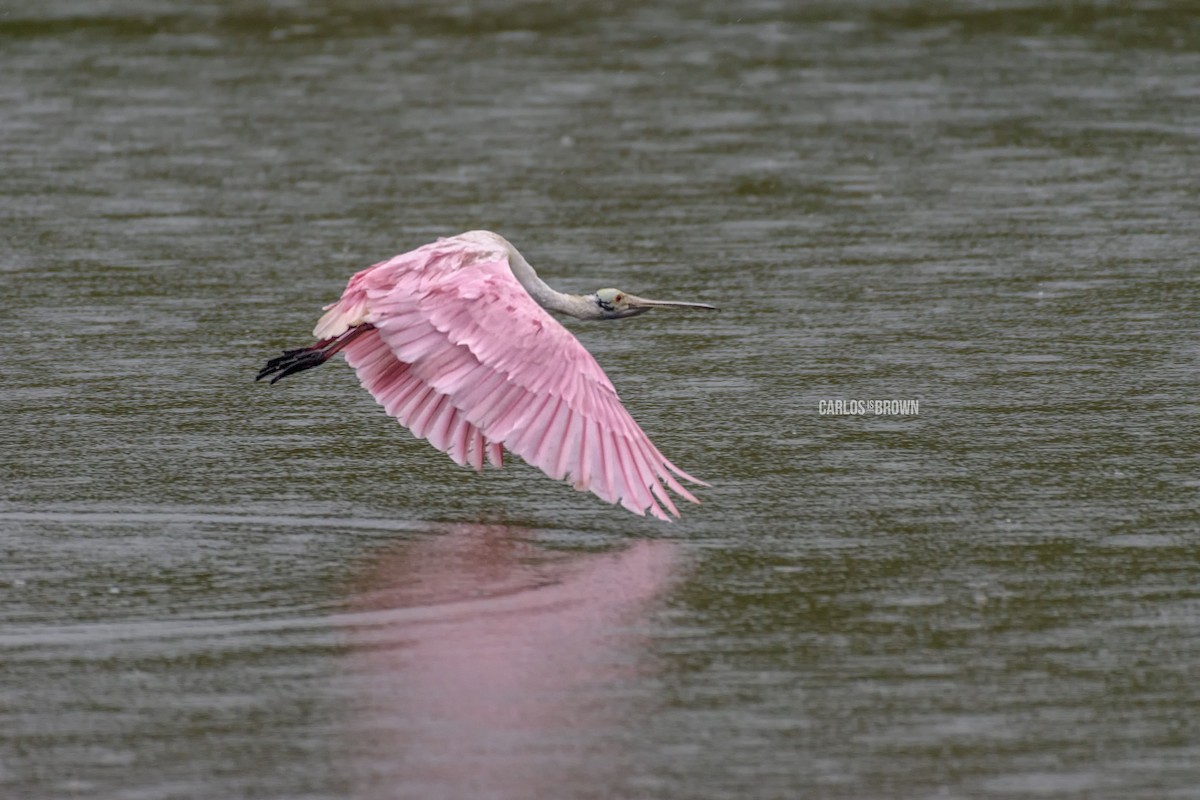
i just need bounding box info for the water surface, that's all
[2,2,1198,798]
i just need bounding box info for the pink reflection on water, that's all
[342,525,680,800]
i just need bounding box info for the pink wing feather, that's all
[316,235,705,520]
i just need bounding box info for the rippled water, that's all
[3,2,1199,798]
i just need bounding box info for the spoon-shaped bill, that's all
[623,294,719,311]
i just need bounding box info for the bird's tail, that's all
[256,324,375,384]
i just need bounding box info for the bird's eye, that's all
[614,293,624,303]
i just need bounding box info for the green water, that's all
[2,2,1198,798]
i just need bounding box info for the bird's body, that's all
[257,230,715,520]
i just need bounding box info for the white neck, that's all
[505,243,603,320]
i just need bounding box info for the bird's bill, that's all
[623,294,719,311]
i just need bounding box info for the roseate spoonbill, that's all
[256,230,716,520]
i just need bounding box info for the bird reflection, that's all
[342,524,680,800]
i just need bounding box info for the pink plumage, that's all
[258,230,715,520]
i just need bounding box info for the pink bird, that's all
[257,230,716,520]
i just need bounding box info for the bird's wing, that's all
[343,327,506,471]
[326,242,704,520]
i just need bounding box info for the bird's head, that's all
[591,288,718,319]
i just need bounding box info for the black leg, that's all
[255,324,375,384]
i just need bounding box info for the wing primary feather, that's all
[469,428,485,471]
[554,409,582,483]
[349,332,393,372]
[394,383,437,427]
[610,436,643,513]
[589,420,613,502]
[661,457,711,488]
[477,382,528,433]
[627,437,672,518]
[599,429,619,506]
[658,466,701,505]
[367,361,410,404]
[425,395,459,452]
[504,391,555,454]
[447,411,472,467]
[410,390,451,440]
[623,436,659,515]
[526,397,563,478]
[382,371,428,421]
[647,479,676,520]
[486,441,503,468]
[454,370,509,415]
[575,416,593,492]
[489,387,544,441]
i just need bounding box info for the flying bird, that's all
[256,230,716,520]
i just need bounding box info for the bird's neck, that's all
[507,248,602,320]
